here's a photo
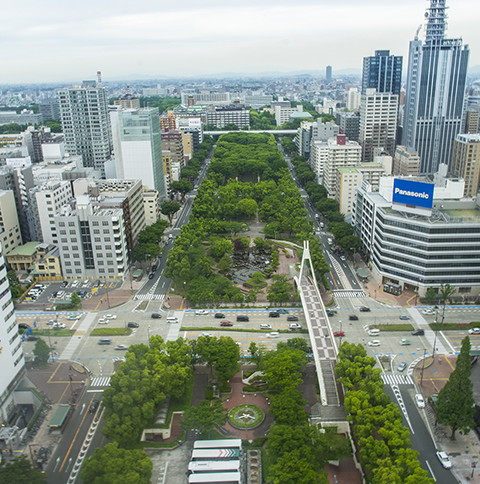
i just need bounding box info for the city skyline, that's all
[2,0,479,84]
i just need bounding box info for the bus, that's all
[191,449,241,461]
[188,460,241,474]
[188,472,241,484]
[193,439,242,450]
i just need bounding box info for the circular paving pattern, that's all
[228,404,265,429]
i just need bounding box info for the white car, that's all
[195,309,209,315]
[436,451,452,469]
[200,332,213,337]
[415,393,425,408]
[267,332,280,338]
[52,322,66,329]
[98,318,108,324]
[105,314,117,320]
[68,314,81,320]
[368,340,380,347]
[422,309,435,315]
[468,327,480,335]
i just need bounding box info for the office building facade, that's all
[362,50,402,95]
[450,134,480,197]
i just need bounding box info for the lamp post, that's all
[420,348,427,387]
[432,306,440,359]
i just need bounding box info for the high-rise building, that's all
[402,0,469,174]
[110,108,166,199]
[336,112,360,142]
[326,66,332,83]
[362,50,402,95]
[58,80,113,176]
[393,146,421,177]
[359,89,399,162]
[450,134,480,197]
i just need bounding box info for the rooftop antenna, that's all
[97,71,102,86]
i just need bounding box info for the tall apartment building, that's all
[73,179,146,254]
[161,131,184,175]
[0,242,25,423]
[22,127,43,163]
[295,120,339,158]
[58,80,113,176]
[326,66,332,83]
[450,134,480,197]
[402,0,469,174]
[206,105,250,129]
[336,112,360,142]
[160,111,177,131]
[393,146,421,176]
[347,88,361,111]
[29,180,73,244]
[143,189,160,226]
[110,108,166,199]
[464,111,480,134]
[0,191,22,254]
[56,199,128,281]
[362,50,402,95]
[359,89,398,162]
[39,99,61,122]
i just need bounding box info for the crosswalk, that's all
[134,293,165,301]
[333,290,367,298]
[90,376,111,387]
[381,373,413,385]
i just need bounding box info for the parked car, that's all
[333,331,345,337]
[397,362,407,372]
[367,340,380,347]
[114,344,129,350]
[349,315,359,321]
[151,313,162,319]
[340,255,346,261]
[411,329,425,336]
[62,281,68,288]
[399,314,410,320]
[415,393,425,408]
[359,306,371,312]
[220,320,233,327]
[468,327,480,335]
[287,315,299,322]
[127,322,139,328]
[436,451,452,469]
[214,313,225,319]
[269,311,280,318]
[195,309,209,315]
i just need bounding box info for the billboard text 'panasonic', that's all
[392,179,434,209]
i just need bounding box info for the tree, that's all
[33,338,50,365]
[439,283,456,323]
[169,179,193,202]
[0,455,46,484]
[267,274,293,304]
[7,270,23,298]
[181,399,227,437]
[160,201,181,223]
[436,337,475,439]
[425,287,437,305]
[70,292,81,307]
[81,442,152,484]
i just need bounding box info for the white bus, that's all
[191,449,241,461]
[193,439,242,450]
[188,472,241,484]
[188,460,241,474]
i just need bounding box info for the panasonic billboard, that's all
[392,179,434,209]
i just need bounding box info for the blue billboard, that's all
[392,179,434,209]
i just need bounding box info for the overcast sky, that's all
[2,0,479,84]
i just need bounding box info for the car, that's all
[148,273,155,279]
[98,318,108,324]
[26,335,38,341]
[411,329,425,336]
[333,331,345,337]
[269,311,280,318]
[397,362,407,372]
[200,332,213,337]
[236,315,249,322]
[436,451,452,469]
[276,309,289,314]
[127,322,139,328]
[68,314,81,320]
[326,309,337,316]
[287,315,299,322]
[151,264,157,272]
[349,315,359,321]
[52,291,58,298]
[82,280,90,287]
[47,320,56,325]
[340,255,346,261]
[151,313,162,319]
[368,340,380,347]
[98,338,111,345]
[72,280,80,288]
[62,281,68,288]
[289,323,302,330]
[115,344,129,350]
[468,327,480,335]
[18,323,30,330]
[105,314,117,319]
[77,290,86,297]
[195,309,209,315]
[267,332,280,338]
[260,323,272,330]
[89,399,100,413]
[220,320,233,327]
[359,306,371,312]
[93,280,100,287]
[214,313,225,319]
[52,322,66,329]
[399,315,410,320]
[399,338,411,346]
[422,309,435,315]
[415,393,425,408]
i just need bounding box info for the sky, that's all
[2,0,479,84]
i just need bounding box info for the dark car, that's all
[19,323,30,330]
[52,291,58,298]
[62,281,68,288]
[89,400,100,413]
[148,273,155,279]
[276,309,289,314]
[236,315,249,322]
[359,306,371,312]
[127,322,139,328]
[151,264,158,272]
[411,329,425,336]
[349,315,359,321]
[214,313,225,319]
[326,309,337,316]
[151,313,162,319]
[287,315,299,322]
[269,311,280,318]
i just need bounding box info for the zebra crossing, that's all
[90,376,111,388]
[333,290,367,298]
[134,293,165,301]
[381,373,413,385]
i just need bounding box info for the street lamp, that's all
[420,348,427,387]
[432,306,440,359]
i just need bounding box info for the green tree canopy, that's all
[0,455,46,484]
[181,399,227,437]
[160,201,181,223]
[33,338,51,365]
